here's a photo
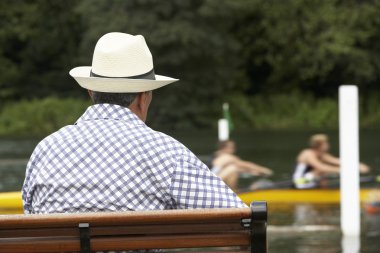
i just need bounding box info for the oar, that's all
[359,175,380,184]
[241,174,380,191]
[323,174,380,188]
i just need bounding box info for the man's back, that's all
[22,104,245,213]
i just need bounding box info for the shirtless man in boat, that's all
[212,140,273,191]
[293,134,370,189]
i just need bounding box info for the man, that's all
[212,140,273,191]
[293,134,370,189]
[22,32,245,214]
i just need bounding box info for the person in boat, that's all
[212,140,273,191]
[293,134,370,189]
[22,32,245,214]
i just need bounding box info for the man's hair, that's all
[309,134,328,149]
[91,91,139,107]
[218,140,235,150]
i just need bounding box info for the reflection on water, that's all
[0,138,40,192]
[0,131,380,252]
[269,204,380,253]
[269,229,341,253]
[0,159,28,191]
[342,236,360,253]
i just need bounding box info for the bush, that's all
[0,97,90,137]
[229,92,380,130]
[0,93,379,137]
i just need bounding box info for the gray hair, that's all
[91,91,139,107]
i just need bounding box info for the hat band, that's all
[90,68,156,80]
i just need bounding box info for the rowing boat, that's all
[238,188,380,204]
[0,192,23,210]
[1,188,379,212]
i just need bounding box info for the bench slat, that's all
[0,208,251,229]
[0,232,250,253]
[0,222,244,238]
[0,202,267,253]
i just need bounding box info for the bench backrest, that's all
[0,201,267,253]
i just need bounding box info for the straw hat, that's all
[69,32,178,92]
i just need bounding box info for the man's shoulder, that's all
[301,149,316,156]
[298,149,318,161]
[33,124,77,150]
[147,129,203,161]
[149,129,189,153]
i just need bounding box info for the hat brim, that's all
[69,66,179,93]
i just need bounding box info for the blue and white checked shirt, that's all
[22,104,245,214]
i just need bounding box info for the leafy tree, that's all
[1,0,380,130]
[0,0,82,101]
[76,0,248,128]
[233,0,380,96]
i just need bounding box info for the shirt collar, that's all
[76,104,144,125]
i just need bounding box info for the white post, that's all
[339,85,360,236]
[218,119,229,141]
[342,235,360,253]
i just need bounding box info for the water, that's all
[268,203,380,252]
[0,130,380,252]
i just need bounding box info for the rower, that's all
[293,134,370,189]
[211,140,273,191]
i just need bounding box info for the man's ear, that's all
[137,92,149,112]
[88,90,93,100]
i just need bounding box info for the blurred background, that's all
[1,0,380,252]
[1,0,380,134]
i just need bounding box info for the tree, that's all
[233,0,380,96]
[0,0,82,101]
[76,0,248,128]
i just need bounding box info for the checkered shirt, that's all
[22,104,245,214]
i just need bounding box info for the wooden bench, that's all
[0,201,267,253]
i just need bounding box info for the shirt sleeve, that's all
[22,146,41,214]
[169,154,247,209]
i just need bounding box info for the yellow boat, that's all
[0,191,23,211]
[239,188,380,204]
[1,188,379,212]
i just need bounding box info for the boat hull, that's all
[238,188,379,204]
[0,192,23,210]
[1,188,379,212]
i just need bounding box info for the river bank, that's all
[1,93,380,137]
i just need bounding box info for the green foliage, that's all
[1,95,380,137]
[0,0,83,100]
[229,93,339,130]
[75,0,248,128]
[361,92,380,127]
[228,92,380,130]
[0,98,90,137]
[1,0,380,131]
[234,0,380,95]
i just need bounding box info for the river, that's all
[0,130,379,252]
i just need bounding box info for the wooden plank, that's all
[0,222,245,238]
[0,208,251,229]
[94,233,250,251]
[0,232,250,253]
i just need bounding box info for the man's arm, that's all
[307,153,340,174]
[169,158,246,209]
[216,154,272,176]
[22,156,37,214]
[321,153,370,173]
[321,153,340,166]
[22,143,44,214]
[236,159,273,176]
